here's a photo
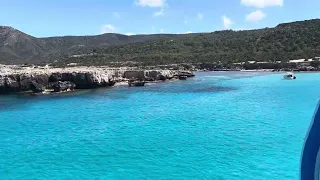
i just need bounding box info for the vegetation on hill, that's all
[0,19,320,66]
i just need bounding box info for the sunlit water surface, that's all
[1,72,319,179]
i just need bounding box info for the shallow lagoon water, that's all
[0,72,319,179]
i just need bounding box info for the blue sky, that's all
[0,0,319,37]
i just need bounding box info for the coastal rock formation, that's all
[0,75,20,93]
[0,77,5,93]
[178,71,195,78]
[30,81,46,93]
[33,74,49,86]
[122,70,178,81]
[5,75,20,92]
[48,72,115,89]
[123,71,145,80]
[20,75,32,91]
[145,71,167,81]
[145,71,159,79]
[0,71,117,94]
[48,73,62,82]
[157,74,166,81]
[0,66,194,94]
[0,74,48,94]
[51,81,76,92]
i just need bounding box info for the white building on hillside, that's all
[289,59,306,63]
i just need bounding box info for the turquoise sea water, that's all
[1,72,320,179]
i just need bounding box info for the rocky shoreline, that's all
[0,65,194,95]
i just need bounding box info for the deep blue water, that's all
[0,72,319,179]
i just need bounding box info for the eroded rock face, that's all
[32,74,49,87]
[51,81,76,92]
[30,81,46,93]
[157,74,166,81]
[178,71,195,77]
[146,70,177,80]
[48,73,62,82]
[145,71,160,79]
[123,71,145,79]
[0,75,21,93]
[61,72,75,82]
[74,73,87,88]
[100,79,116,87]
[0,76,6,94]
[5,75,20,92]
[20,75,32,91]
[0,68,183,94]
[48,72,115,89]
[0,74,49,94]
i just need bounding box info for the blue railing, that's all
[301,101,320,180]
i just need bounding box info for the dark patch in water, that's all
[116,83,237,94]
[0,87,130,111]
[193,86,237,93]
[79,88,129,100]
[0,96,29,111]
[0,74,239,111]
[0,101,13,110]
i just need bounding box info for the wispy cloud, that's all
[160,28,164,33]
[153,8,164,16]
[222,16,233,29]
[135,0,166,7]
[241,0,283,8]
[184,20,188,24]
[136,0,167,17]
[112,12,120,19]
[198,13,204,20]
[246,10,266,22]
[100,24,115,34]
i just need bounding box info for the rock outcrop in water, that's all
[0,74,49,94]
[30,81,46,93]
[50,81,76,92]
[0,65,194,94]
[48,72,115,89]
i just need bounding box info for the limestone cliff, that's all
[0,65,194,94]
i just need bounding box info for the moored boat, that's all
[283,72,296,80]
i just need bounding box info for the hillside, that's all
[0,26,46,64]
[0,26,179,64]
[0,19,320,66]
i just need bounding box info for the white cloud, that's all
[125,33,134,36]
[160,28,164,33]
[241,0,283,8]
[153,8,164,16]
[198,13,204,20]
[222,16,233,29]
[135,0,166,7]
[112,12,120,18]
[185,31,193,34]
[100,24,115,34]
[246,10,266,22]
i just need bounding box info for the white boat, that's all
[283,72,296,80]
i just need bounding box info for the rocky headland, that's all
[0,65,194,94]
